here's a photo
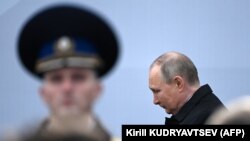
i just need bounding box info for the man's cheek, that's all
[76,92,90,104]
[76,91,93,106]
[75,86,92,98]
[42,88,53,104]
[46,91,61,107]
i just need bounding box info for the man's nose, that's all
[61,79,74,93]
[153,95,160,105]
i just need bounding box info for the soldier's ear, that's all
[96,81,102,98]
[92,80,102,102]
[39,85,49,103]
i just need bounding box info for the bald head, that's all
[150,52,200,86]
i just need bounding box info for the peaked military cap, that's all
[18,5,119,79]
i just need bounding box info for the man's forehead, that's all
[149,65,166,86]
[149,66,162,79]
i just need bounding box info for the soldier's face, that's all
[40,68,101,117]
[149,65,180,115]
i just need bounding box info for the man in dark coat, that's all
[148,51,225,125]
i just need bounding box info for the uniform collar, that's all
[165,84,213,124]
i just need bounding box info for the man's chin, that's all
[57,107,82,117]
[164,109,171,114]
[160,106,168,113]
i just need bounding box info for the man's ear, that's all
[173,76,184,92]
[39,85,49,104]
[94,80,103,100]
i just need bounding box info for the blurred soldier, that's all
[206,96,250,124]
[9,5,119,141]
